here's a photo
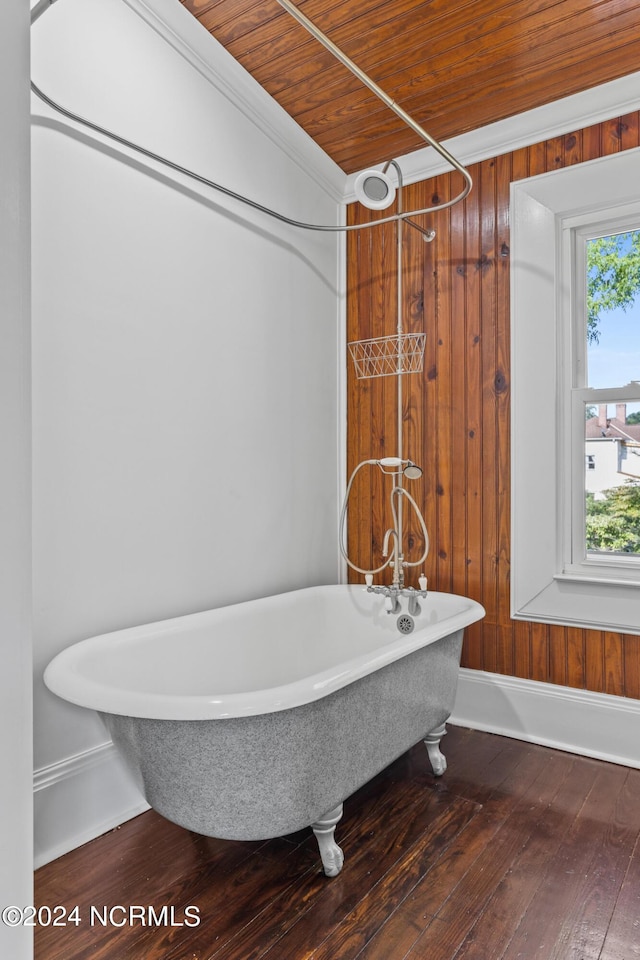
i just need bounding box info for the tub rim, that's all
[43,584,485,721]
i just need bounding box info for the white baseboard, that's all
[451,668,640,769]
[34,741,149,869]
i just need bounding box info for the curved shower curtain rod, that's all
[30,0,472,235]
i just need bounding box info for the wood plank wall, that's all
[346,112,640,699]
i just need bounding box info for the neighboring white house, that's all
[585,404,640,496]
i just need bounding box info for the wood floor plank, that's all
[451,755,601,960]
[599,831,640,960]
[500,762,633,960]
[228,789,462,960]
[35,809,263,907]
[402,749,579,960]
[37,831,320,960]
[433,726,536,804]
[303,796,482,960]
[356,739,556,960]
[548,766,640,960]
[35,812,269,960]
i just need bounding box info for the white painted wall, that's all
[0,2,33,957]
[31,0,345,863]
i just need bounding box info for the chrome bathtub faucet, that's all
[365,574,428,615]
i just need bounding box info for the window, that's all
[570,224,640,571]
[511,146,640,634]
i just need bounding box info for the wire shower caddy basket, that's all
[348,332,426,379]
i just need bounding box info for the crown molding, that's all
[120,0,346,203]
[344,72,640,199]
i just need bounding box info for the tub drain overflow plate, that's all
[396,614,415,634]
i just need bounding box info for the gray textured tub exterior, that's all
[101,628,463,843]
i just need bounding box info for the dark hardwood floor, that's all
[35,727,640,960]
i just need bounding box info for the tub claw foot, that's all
[311,803,344,877]
[424,723,448,776]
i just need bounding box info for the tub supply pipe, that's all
[365,582,429,617]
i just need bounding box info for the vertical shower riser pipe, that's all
[397,210,404,587]
[383,159,406,589]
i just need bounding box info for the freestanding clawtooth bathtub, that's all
[44,584,484,876]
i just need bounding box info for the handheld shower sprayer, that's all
[339,457,429,585]
[377,457,423,479]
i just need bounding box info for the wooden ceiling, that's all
[179,0,640,174]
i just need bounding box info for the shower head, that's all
[403,461,423,480]
[354,169,396,210]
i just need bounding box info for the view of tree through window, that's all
[585,229,640,556]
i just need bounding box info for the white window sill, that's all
[513,575,640,634]
[554,571,640,589]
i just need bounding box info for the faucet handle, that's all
[365,574,373,587]
[418,575,428,592]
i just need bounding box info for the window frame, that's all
[511,146,640,635]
